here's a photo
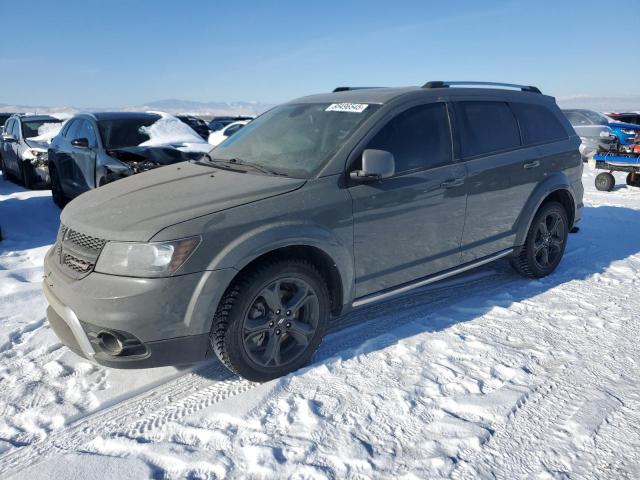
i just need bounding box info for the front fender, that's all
[207,221,355,305]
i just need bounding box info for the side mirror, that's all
[71,137,89,148]
[2,133,17,143]
[350,149,395,182]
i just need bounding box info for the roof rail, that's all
[332,86,383,92]
[422,81,541,94]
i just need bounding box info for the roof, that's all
[290,85,552,105]
[14,114,62,122]
[79,112,162,121]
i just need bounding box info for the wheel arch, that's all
[514,175,577,246]
[203,223,354,318]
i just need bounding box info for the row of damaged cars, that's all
[563,109,640,161]
[0,111,251,208]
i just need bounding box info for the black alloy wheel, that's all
[211,259,331,382]
[511,201,569,278]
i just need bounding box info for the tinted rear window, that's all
[456,101,520,157]
[511,102,567,145]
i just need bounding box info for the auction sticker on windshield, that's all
[325,103,369,113]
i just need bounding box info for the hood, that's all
[61,161,306,241]
[24,138,49,150]
[609,121,639,130]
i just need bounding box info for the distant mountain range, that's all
[0,99,275,118]
[556,95,640,112]
[1,96,639,118]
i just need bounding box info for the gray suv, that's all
[44,81,583,381]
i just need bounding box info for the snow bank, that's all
[138,113,211,153]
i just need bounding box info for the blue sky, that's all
[1,0,638,107]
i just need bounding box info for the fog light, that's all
[97,331,125,356]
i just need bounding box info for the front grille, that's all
[62,253,94,274]
[55,224,106,279]
[65,229,106,251]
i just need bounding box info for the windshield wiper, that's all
[226,158,289,177]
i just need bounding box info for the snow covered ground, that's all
[0,166,639,479]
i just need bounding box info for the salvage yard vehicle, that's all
[0,114,62,188]
[208,115,253,132]
[563,109,618,161]
[563,109,640,153]
[207,119,249,146]
[605,112,640,126]
[44,81,583,382]
[47,112,204,208]
[175,114,210,140]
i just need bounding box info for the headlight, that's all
[620,129,636,135]
[23,148,47,161]
[95,236,201,277]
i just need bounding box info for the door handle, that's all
[524,160,540,169]
[440,178,464,188]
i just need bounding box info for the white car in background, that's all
[208,120,249,146]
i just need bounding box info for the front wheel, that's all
[0,155,9,181]
[211,259,331,382]
[50,166,69,208]
[511,201,569,278]
[19,161,34,189]
[595,172,615,191]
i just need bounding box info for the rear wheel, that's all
[626,172,640,188]
[50,166,68,208]
[595,172,615,191]
[211,259,331,382]
[511,201,568,278]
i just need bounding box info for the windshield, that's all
[22,120,61,138]
[98,117,160,149]
[211,102,380,177]
[580,110,609,126]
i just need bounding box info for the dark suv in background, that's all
[44,81,583,382]
[48,112,203,207]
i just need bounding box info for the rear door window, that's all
[455,101,521,157]
[511,102,567,145]
[365,102,452,174]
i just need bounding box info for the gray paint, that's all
[44,85,584,368]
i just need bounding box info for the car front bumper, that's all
[43,246,237,368]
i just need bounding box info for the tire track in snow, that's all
[451,273,640,479]
[0,267,512,476]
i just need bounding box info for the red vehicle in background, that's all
[633,132,640,154]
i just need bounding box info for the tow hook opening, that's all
[97,331,125,356]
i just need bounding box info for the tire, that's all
[510,201,569,279]
[19,160,34,189]
[626,172,640,188]
[595,172,615,191]
[0,155,9,181]
[211,259,331,382]
[50,166,69,208]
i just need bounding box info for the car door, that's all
[453,100,536,263]
[1,119,16,173]
[54,119,80,195]
[348,101,467,298]
[6,119,21,175]
[66,119,98,197]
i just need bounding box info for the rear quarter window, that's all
[455,101,521,157]
[511,102,567,145]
